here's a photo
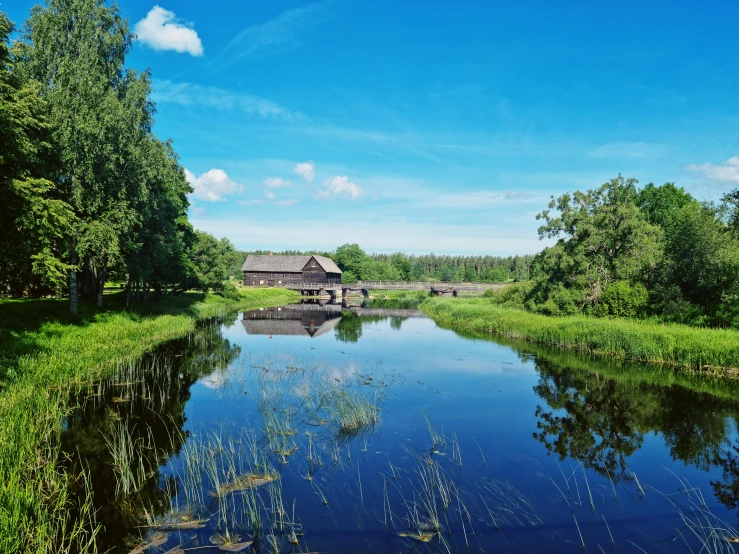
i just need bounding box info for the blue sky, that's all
[5,1,739,254]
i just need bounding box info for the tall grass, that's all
[0,288,298,554]
[421,297,739,373]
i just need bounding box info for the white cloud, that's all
[185,168,243,202]
[686,157,739,184]
[264,189,276,200]
[237,200,266,206]
[191,206,208,218]
[134,6,203,56]
[293,161,315,182]
[153,80,291,118]
[275,199,300,207]
[320,176,364,200]
[263,177,291,188]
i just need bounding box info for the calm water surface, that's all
[63,299,739,553]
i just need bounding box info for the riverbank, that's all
[0,288,299,553]
[421,297,739,374]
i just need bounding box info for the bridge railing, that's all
[270,281,509,290]
[356,281,507,290]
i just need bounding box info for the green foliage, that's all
[0,12,75,292]
[341,270,358,284]
[422,297,739,372]
[218,281,241,300]
[637,182,694,229]
[531,175,662,314]
[595,281,648,318]
[483,282,531,310]
[188,231,236,293]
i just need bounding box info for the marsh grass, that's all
[422,297,739,373]
[0,288,298,553]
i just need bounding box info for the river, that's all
[62,298,739,553]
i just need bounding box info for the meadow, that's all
[421,297,739,374]
[0,288,298,554]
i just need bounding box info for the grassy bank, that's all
[421,297,739,374]
[0,287,298,553]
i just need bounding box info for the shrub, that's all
[595,281,648,318]
[218,281,242,300]
[483,282,531,310]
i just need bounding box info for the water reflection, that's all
[59,306,739,552]
[60,320,240,552]
[241,299,425,342]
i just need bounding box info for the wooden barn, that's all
[241,254,342,287]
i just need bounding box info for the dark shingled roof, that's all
[241,255,342,274]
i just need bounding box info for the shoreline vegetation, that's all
[0,287,298,553]
[421,297,739,375]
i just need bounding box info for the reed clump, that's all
[421,297,739,373]
[0,288,298,553]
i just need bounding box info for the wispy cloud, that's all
[424,190,547,209]
[212,1,337,69]
[134,6,203,56]
[589,141,670,159]
[293,161,315,182]
[263,177,291,188]
[153,80,293,118]
[320,176,364,200]
[686,156,739,184]
[185,168,243,202]
[191,218,545,255]
[275,199,300,207]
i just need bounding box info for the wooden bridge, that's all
[279,280,507,299]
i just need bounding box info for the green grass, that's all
[369,289,429,300]
[421,297,739,374]
[0,287,298,554]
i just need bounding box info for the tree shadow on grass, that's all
[0,291,208,387]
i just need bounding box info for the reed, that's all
[0,288,298,553]
[422,297,739,373]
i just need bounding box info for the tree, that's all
[658,202,739,325]
[390,253,411,280]
[531,176,662,312]
[0,10,75,294]
[187,231,235,293]
[637,182,694,229]
[334,244,368,279]
[15,0,147,310]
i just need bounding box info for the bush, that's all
[595,281,648,318]
[483,282,531,310]
[218,281,242,300]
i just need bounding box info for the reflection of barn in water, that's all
[242,306,342,338]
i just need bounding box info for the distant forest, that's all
[235,246,533,283]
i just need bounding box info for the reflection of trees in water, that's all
[335,312,362,343]
[532,356,739,483]
[60,320,240,553]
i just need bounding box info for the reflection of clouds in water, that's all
[199,370,229,389]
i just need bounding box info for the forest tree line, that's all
[233,246,533,283]
[0,2,238,310]
[490,176,739,328]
